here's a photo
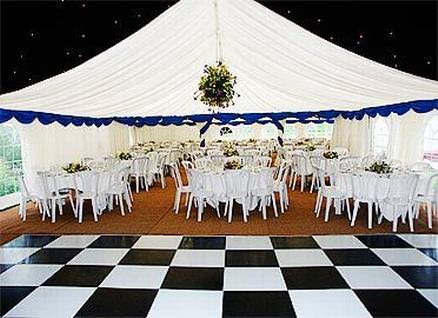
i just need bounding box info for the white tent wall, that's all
[18,121,130,192]
[130,125,200,143]
[331,111,436,163]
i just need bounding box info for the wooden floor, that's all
[1,175,436,244]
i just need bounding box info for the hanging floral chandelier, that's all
[194,61,239,112]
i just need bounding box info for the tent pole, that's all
[213,0,223,62]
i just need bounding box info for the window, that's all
[0,124,22,203]
[373,117,390,156]
[304,123,333,139]
[284,125,297,139]
[262,124,277,139]
[423,116,438,165]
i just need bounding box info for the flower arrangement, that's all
[365,161,393,174]
[323,151,339,159]
[194,62,239,112]
[62,162,89,174]
[222,142,239,157]
[249,138,256,143]
[224,159,242,170]
[304,145,316,152]
[117,152,133,160]
[144,148,153,155]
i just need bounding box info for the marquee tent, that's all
[0,0,437,188]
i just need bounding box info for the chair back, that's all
[224,170,249,198]
[73,171,100,195]
[256,156,272,167]
[387,172,419,203]
[410,161,432,172]
[169,162,184,189]
[292,153,311,175]
[424,174,438,202]
[16,173,32,197]
[331,147,349,157]
[351,172,381,202]
[340,156,361,171]
[195,157,211,169]
[132,157,148,176]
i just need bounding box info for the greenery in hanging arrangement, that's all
[365,160,393,174]
[224,159,242,170]
[62,162,89,174]
[194,62,239,112]
[304,145,316,152]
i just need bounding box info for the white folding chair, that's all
[414,174,438,229]
[169,162,191,214]
[73,171,100,223]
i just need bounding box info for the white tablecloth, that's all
[191,168,273,211]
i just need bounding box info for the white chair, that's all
[340,156,361,171]
[291,154,312,192]
[410,161,432,172]
[130,156,149,193]
[155,153,168,189]
[414,174,438,229]
[106,167,132,216]
[224,170,250,223]
[331,147,349,157]
[350,172,381,229]
[73,171,100,223]
[379,173,419,232]
[256,156,272,167]
[360,155,377,168]
[16,174,45,221]
[186,169,220,222]
[309,155,324,193]
[169,162,191,214]
[254,167,278,220]
[194,157,211,169]
[273,161,290,213]
[314,168,350,222]
[38,171,76,223]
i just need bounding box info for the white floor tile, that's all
[4,286,95,318]
[147,289,222,318]
[372,248,438,266]
[224,268,286,291]
[100,265,168,289]
[313,235,367,249]
[289,289,372,318]
[275,249,333,267]
[0,248,40,264]
[132,235,183,249]
[0,264,62,286]
[337,266,412,289]
[171,250,225,267]
[397,234,438,248]
[45,235,99,248]
[226,236,273,249]
[418,289,438,308]
[68,248,129,265]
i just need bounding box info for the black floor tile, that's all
[271,237,319,249]
[226,250,279,267]
[0,286,36,316]
[281,267,349,289]
[119,249,175,266]
[392,266,438,288]
[161,267,223,290]
[2,235,59,248]
[74,287,157,317]
[0,264,14,274]
[88,235,140,248]
[324,249,386,266]
[179,237,226,249]
[355,289,438,317]
[20,248,82,264]
[419,248,438,262]
[223,291,296,318]
[356,235,413,248]
[43,265,114,287]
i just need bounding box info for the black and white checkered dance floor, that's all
[1,234,437,317]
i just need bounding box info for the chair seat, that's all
[383,197,412,206]
[77,191,98,199]
[322,186,345,198]
[415,195,437,203]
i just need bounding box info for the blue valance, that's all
[0,99,436,128]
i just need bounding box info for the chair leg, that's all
[51,199,57,223]
[186,194,193,219]
[197,198,204,222]
[271,194,278,217]
[350,201,360,226]
[242,200,248,223]
[136,176,139,193]
[68,195,76,216]
[175,191,181,214]
[228,199,234,223]
[408,205,415,232]
[345,198,351,220]
[310,175,315,193]
[292,174,297,191]
[427,202,433,229]
[324,197,332,222]
[314,191,321,214]
[300,175,305,192]
[78,199,84,223]
[91,199,98,222]
[279,191,285,214]
[367,203,373,229]
[119,194,125,216]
